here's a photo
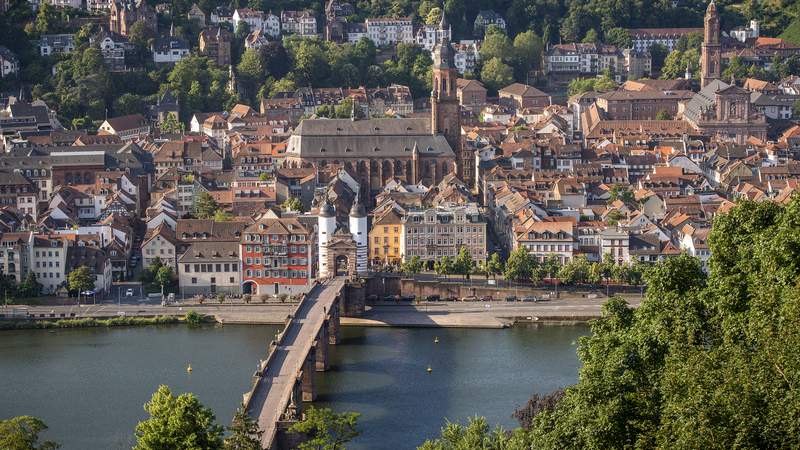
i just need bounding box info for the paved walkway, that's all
[245,278,344,448]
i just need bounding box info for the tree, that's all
[605,28,632,49]
[512,31,543,75]
[582,29,599,43]
[655,109,672,120]
[453,247,473,279]
[160,114,183,134]
[287,406,359,450]
[224,406,262,450]
[400,255,424,276]
[419,416,527,449]
[434,256,453,278]
[485,252,504,280]
[649,43,669,73]
[213,210,233,222]
[480,58,514,93]
[281,197,303,212]
[155,266,174,297]
[425,7,442,25]
[134,385,223,450]
[504,247,533,282]
[0,416,59,450]
[193,191,220,219]
[567,78,596,96]
[17,272,42,298]
[480,30,513,64]
[237,48,264,101]
[608,184,635,204]
[68,266,94,294]
[270,78,296,97]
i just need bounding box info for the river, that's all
[0,323,586,449]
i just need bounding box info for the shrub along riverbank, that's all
[0,312,214,330]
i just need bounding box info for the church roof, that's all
[287,118,455,158]
[683,79,730,124]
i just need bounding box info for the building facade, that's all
[402,203,486,265]
[240,217,314,296]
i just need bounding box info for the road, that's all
[246,278,344,448]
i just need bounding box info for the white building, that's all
[730,20,760,43]
[264,12,281,37]
[453,40,480,75]
[627,27,704,53]
[415,24,451,51]
[233,8,264,31]
[47,0,81,8]
[599,227,630,264]
[281,10,317,37]
[317,199,368,278]
[39,34,76,56]
[87,0,112,12]
[366,17,413,47]
[0,46,19,78]
[151,37,189,64]
[30,236,67,295]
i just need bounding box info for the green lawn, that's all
[779,19,800,46]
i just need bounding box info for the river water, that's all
[0,323,586,449]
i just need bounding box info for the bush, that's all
[184,310,202,326]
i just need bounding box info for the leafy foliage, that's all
[224,406,263,450]
[0,416,60,450]
[134,385,223,450]
[67,266,94,293]
[288,406,360,450]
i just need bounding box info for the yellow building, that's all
[369,208,404,266]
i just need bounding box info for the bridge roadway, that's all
[246,277,345,448]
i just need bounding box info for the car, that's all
[462,295,478,302]
[125,288,134,297]
[425,295,440,302]
[505,296,517,302]
[366,294,379,302]
[443,296,458,302]
[401,294,416,301]
[521,295,537,302]
[534,296,551,302]
[480,295,493,302]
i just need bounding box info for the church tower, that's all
[701,0,721,88]
[431,14,468,182]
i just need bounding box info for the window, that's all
[229,277,234,283]
[185,264,190,273]
[191,277,197,284]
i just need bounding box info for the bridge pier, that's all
[301,346,316,402]
[329,298,340,345]
[315,322,329,372]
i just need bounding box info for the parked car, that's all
[462,295,478,302]
[401,294,416,301]
[521,295,537,302]
[505,296,517,302]
[425,294,441,302]
[534,296,550,302]
[480,295,493,302]
[366,294,379,302]
[125,288,134,297]
[444,296,458,301]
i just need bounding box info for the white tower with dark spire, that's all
[318,199,336,278]
[349,197,368,275]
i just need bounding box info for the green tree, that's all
[213,210,233,222]
[512,30,543,75]
[568,78,597,96]
[224,406,262,450]
[113,93,145,116]
[605,27,632,49]
[480,30,513,64]
[425,7,442,25]
[419,416,527,449]
[237,48,264,101]
[17,272,42,298]
[160,114,183,134]
[67,266,94,294]
[557,256,591,285]
[504,247,533,282]
[0,416,60,450]
[270,78,296,97]
[281,197,303,212]
[134,385,223,450]
[480,57,514,93]
[434,255,453,278]
[608,184,635,204]
[453,247,473,279]
[649,43,669,72]
[655,109,672,120]
[155,266,174,297]
[400,255,424,276]
[582,28,600,43]
[193,191,220,219]
[287,406,359,450]
[485,252,504,280]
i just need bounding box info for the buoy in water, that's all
[187,364,193,373]
[427,365,432,373]
[434,337,439,344]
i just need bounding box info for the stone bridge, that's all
[242,277,349,449]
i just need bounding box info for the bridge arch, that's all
[242,280,259,295]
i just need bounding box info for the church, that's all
[286,16,469,196]
[683,0,767,143]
